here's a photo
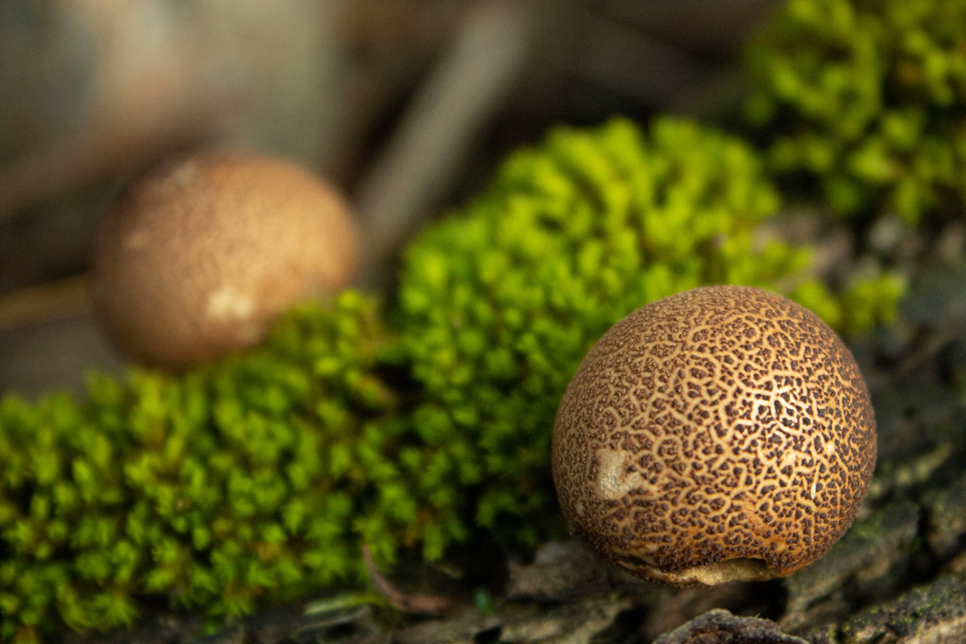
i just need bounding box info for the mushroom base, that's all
[615,554,782,586]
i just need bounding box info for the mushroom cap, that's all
[551,285,876,585]
[91,152,358,370]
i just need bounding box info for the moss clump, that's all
[396,116,903,549]
[0,293,467,643]
[745,0,966,223]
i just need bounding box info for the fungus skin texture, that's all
[552,285,877,585]
[91,153,358,370]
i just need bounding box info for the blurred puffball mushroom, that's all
[91,153,358,370]
[552,285,877,585]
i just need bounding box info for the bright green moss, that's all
[0,293,464,643]
[397,116,903,549]
[746,0,966,222]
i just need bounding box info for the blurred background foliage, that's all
[746,0,966,223]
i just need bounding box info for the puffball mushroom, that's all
[91,152,358,370]
[552,285,876,586]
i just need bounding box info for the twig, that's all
[354,0,532,286]
[0,274,92,332]
[361,544,454,616]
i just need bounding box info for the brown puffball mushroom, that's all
[552,285,876,586]
[91,153,358,370]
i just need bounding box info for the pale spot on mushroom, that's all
[206,286,255,322]
[780,448,799,471]
[124,230,151,251]
[171,160,199,187]
[596,447,648,500]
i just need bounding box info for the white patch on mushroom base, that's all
[666,558,777,585]
[206,287,255,322]
[596,447,648,501]
[206,287,263,344]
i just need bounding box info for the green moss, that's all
[746,0,966,223]
[396,116,902,549]
[0,293,463,642]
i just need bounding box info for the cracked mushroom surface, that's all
[551,285,876,585]
[91,152,358,370]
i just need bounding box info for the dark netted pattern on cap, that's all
[552,285,876,584]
